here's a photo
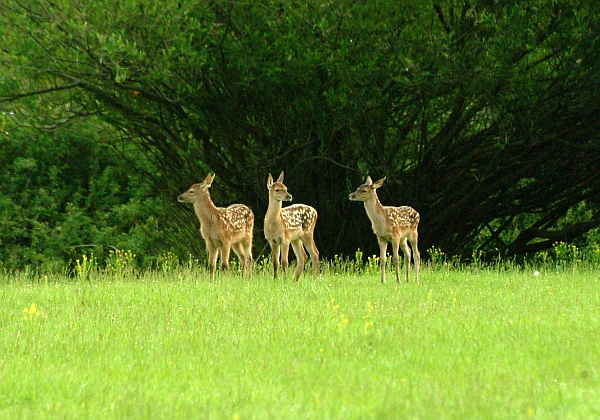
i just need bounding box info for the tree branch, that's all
[0,82,82,103]
[509,214,600,255]
[433,4,452,35]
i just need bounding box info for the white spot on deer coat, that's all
[384,206,420,228]
[221,204,254,232]
[282,204,317,231]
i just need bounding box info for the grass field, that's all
[1,262,599,419]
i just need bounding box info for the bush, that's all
[0,126,172,272]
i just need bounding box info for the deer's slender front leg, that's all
[207,242,219,281]
[220,244,231,271]
[378,238,388,285]
[281,239,291,275]
[270,240,281,279]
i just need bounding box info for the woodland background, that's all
[1,0,600,271]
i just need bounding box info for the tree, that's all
[1,0,600,265]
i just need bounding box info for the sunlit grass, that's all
[1,263,599,419]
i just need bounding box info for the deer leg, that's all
[270,240,281,279]
[239,241,253,278]
[207,242,219,281]
[400,238,412,282]
[244,245,254,278]
[291,240,307,282]
[301,235,320,278]
[391,236,401,283]
[409,230,420,284]
[220,244,231,272]
[243,238,253,278]
[378,238,388,285]
[232,242,245,276]
[281,239,291,276]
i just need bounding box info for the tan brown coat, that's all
[264,172,319,281]
[350,176,420,284]
[178,174,254,280]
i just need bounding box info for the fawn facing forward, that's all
[178,174,254,281]
[264,172,319,282]
[350,176,420,284]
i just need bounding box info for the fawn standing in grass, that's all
[178,174,254,281]
[264,172,319,282]
[349,176,420,284]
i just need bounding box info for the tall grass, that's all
[1,255,599,419]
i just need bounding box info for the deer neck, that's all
[265,196,284,234]
[193,192,219,225]
[364,194,388,236]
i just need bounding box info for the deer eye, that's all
[275,189,279,192]
[189,190,195,194]
[362,189,367,193]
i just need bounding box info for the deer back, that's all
[282,204,318,232]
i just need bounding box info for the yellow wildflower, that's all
[23,303,40,320]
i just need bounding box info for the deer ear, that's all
[203,173,214,188]
[365,176,373,185]
[372,177,386,189]
[267,173,274,189]
[277,171,285,183]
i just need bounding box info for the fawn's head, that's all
[178,173,215,203]
[349,176,385,202]
[267,172,293,202]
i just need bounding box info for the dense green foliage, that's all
[2,0,600,269]
[2,264,599,418]
[0,125,171,271]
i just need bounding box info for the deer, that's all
[178,173,254,281]
[264,172,319,282]
[349,176,420,284]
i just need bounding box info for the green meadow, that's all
[1,261,599,419]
